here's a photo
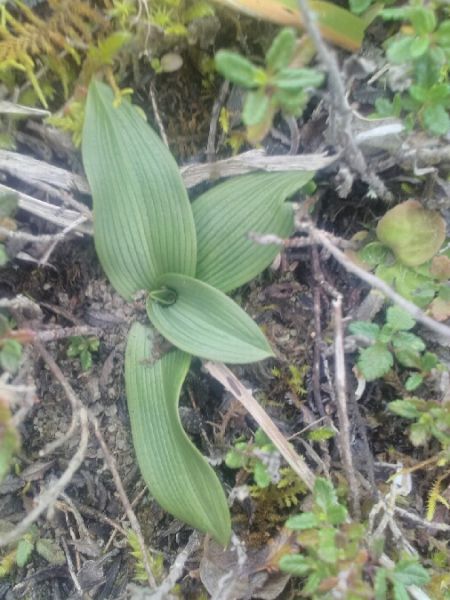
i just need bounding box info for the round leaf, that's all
[146,274,273,363]
[376,200,446,267]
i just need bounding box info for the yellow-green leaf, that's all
[193,172,313,293]
[146,274,273,363]
[82,80,197,300]
[125,323,231,545]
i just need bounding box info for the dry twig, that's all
[333,296,361,518]
[204,361,316,490]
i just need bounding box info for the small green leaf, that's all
[0,245,8,267]
[317,528,338,563]
[349,0,372,15]
[410,422,429,446]
[405,373,423,391]
[376,200,446,267]
[215,51,265,88]
[225,448,247,469]
[273,67,324,91]
[82,80,197,299]
[357,344,394,381]
[254,461,271,487]
[386,36,415,64]
[307,427,335,442]
[0,192,18,219]
[394,559,430,586]
[388,399,421,419]
[386,306,415,331]
[35,539,65,565]
[392,331,425,353]
[266,28,296,71]
[125,323,231,545]
[16,538,34,568]
[409,37,429,58]
[279,554,311,576]
[193,171,313,293]
[254,428,272,447]
[314,477,338,513]
[423,104,450,136]
[0,340,22,373]
[242,91,271,126]
[327,503,348,526]
[348,321,380,340]
[420,352,439,372]
[285,512,319,530]
[393,581,409,600]
[358,241,391,266]
[374,568,388,600]
[146,274,273,363]
[80,349,92,371]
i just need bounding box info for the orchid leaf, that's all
[82,80,197,300]
[146,273,273,363]
[125,322,231,545]
[193,172,313,293]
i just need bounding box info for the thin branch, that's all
[0,407,88,548]
[204,361,316,491]
[295,0,392,201]
[92,418,157,589]
[333,296,361,518]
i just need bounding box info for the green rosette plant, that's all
[82,80,314,545]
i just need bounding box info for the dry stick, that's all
[333,296,361,519]
[295,0,392,201]
[37,326,101,343]
[204,361,316,491]
[148,81,169,149]
[148,532,201,600]
[0,407,88,548]
[61,536,83,596]
[394,506,450,533]
[92,418,157,589]
[307,225,450,341]
[207,80,230,161]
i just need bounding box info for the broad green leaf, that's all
[314,477,338,513]
[318,528,338,563]
[82,80,197,300]
[125,322,231,545]
[327,503,348,525]
[405,373,423,391]
[146,274,273,363]
[393,581,409,600]
[423,104,450,136]
[386,36,415,64]
[376,201,446,267]
[357,344,394,381]
[211,1,365,51]
[266,28,296,71]
[392,331,425,354]
[193,172,313,293]
[274,67,324,90]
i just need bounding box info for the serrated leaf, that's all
[285,512,319,530]
[386,306,415,331]
[348,321,380,340]
[215,51,264,88]
[326,503,348,525]
[394,559,430,586]
[266,28,296,71]
[357,344,394,381]
[35,539,65,565]
[388,399,421,419]
[242,91,271,126]
[318,528,338,563]
[146,274,273,363]
[16,538,34,568]
[376,200,446,267]
[279,554,312,575]
[405,373,423,391]
[392,331,425,354]
[374,568,388,600]
[193,172,313,293]
[393,581,409,600]
[82,80,197,300]
[125,323,231,545]
[314,477,338,513]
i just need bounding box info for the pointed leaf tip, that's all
[82,80,197,300]
[146,274,274,363]
[125,322,231,545]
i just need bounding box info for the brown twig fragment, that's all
[204,361,316,491]
[332,296,361,518]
